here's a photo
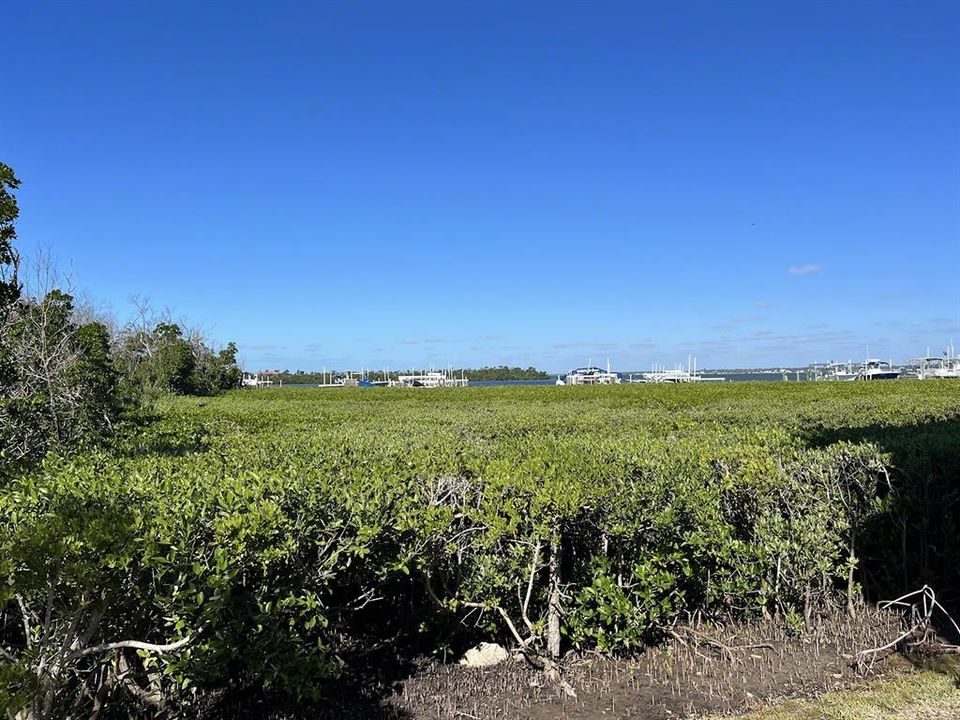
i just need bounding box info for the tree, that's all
[1,163,22,386]
[213,342,242,391]
[152,322,196,394]
[0,165,124,467]
[117,315,241,397]
[1,289,123,463]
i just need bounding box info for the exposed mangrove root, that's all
[666,624,776,663]
[856,585,960,673]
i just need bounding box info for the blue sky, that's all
[4,1,958,372]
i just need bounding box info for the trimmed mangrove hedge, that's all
[2,382,959,717]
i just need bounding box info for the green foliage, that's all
[0,162,19,290]
[0,161,22,386]
[153,322,197,394]
[0,163,129,473]
[212,342,243,391]
[460,366,550,381]
[2,382,959,717]
[118,323,241,398]
[0,289,125,468]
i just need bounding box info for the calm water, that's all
[473,376,790,386]
[712,372,794,383]
[279,374,793,389]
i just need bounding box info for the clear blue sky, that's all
[5,1,958,372]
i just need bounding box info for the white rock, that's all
[459,642,510,667]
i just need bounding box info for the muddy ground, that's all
[210,610,916,719]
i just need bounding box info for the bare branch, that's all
[461,602,531,648]
[68,634,194,662]
[15,594,34,649]
[521,538,542,635]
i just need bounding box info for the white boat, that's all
[559,361,621,385]
[241,371,278,387]
[915,345,960,379]
[636,368,726,384]
[813,361,859,381]
[393,368,468,388]
[631,356,724,384]
[859,359,900,381]
[917,359,960,380]
[637,368,694,383]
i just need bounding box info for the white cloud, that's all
[788,264,823,276]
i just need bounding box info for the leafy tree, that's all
[1,289,123,464]
[118,321,240,397]
[152,322,197,393]
[0,162,22,386]
[213,341,242,391]
[71,321,123,434]
[0,164,126,468]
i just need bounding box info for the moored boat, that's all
[814,362,859,381]
[859,359,900,381]
[559,364,621,385]
[630,356,724,384]
[915,344,960,379]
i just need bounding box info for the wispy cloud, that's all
[738,329,853,347]
[754,302,774,309]
[788,264,823,276]
[242,343,286,351]
[549,340,620,351]
[399,337,444,346]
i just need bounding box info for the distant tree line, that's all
[274,365,550,384]
[461,365,549,380]
[0,162,241,468]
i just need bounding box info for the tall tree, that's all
[0,164,124,465]
[0,163,22,386]
[0,163,19,293]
